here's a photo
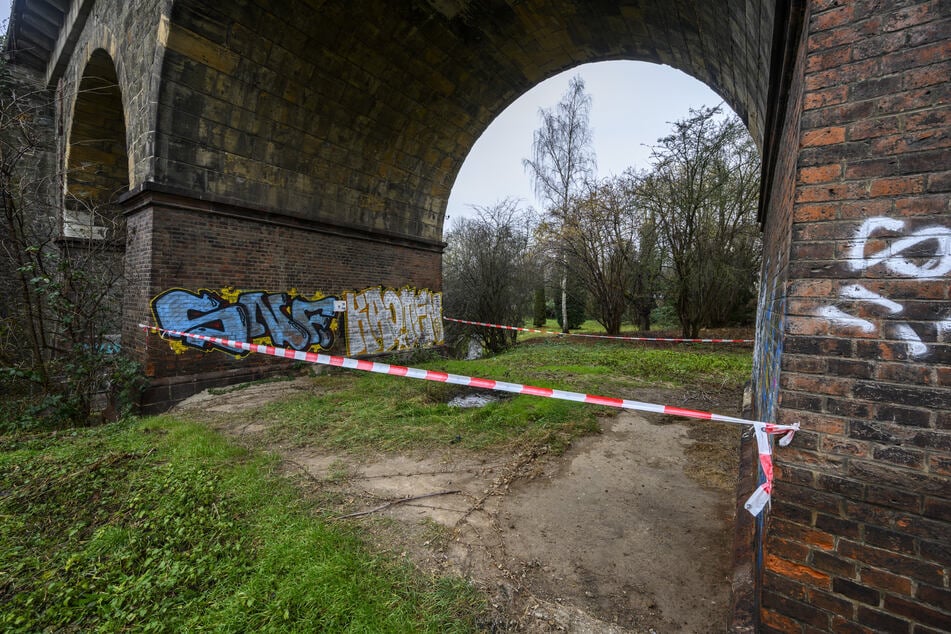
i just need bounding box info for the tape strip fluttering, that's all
[444,317,755,343]
[141,324,794,515]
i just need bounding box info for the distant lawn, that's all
[523,318,750,337]
[0,419,483,632]
[256,337,752,453]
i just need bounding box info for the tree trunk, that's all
[561,268,569,333]
[639,308,651,332]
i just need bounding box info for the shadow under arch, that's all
[65,48,130,240]
[61,47,131,352]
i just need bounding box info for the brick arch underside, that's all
[153,0,775,243]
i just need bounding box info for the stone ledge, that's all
[119,181,447,254]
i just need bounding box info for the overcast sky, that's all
[444,60,724,230]
[0,6,725,235]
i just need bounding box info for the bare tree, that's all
[1,58,140,427]
[544,176,633,335]
[637,106,761,337]
[523,75,595,332]
[442,199,538,353]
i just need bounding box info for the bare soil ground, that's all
[176,376,742,632]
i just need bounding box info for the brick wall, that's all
[121,187,443,412]
[760,1,951,631]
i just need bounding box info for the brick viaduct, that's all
[5,0,949,631]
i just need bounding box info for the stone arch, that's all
[153,0,775,244]
[7,1,950,631]
[64,47,129,239]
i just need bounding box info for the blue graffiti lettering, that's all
[151,289,337,355]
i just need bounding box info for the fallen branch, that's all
[335,489,461,520]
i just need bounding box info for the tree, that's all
[1,57,142,428]
[552,176,635,335]
[532,287,546,327]
[523,75,595,332]
[537,172,663,335]
[552,269,587,331]
[636,106,761,337]
[442,199,537,353]
[625,197,663,331]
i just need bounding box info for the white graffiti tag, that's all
[817,217,951,358]
[345,287,443,356]
[847,217,951,277]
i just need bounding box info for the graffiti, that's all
[752,257,786,424]
[151,288,338,356]
[817,217,951,358]
[150,285,443,358]
[345,287,443,356]
[847,217,951,277]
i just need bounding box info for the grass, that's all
[259,367,599,454]
[469,338,753,399]
[249,337,752,454]
[0,336,754,631]
[0,419,483,632]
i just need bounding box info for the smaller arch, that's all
[64,48,129,240]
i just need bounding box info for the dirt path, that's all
[176,377,740,632]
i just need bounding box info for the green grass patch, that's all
[0,420,483,632]
[261,368,598,454]
[253,339,750,453]
[474,339,753,392]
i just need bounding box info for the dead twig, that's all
[335,489,461,520]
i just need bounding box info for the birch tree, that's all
[523,75,595,332]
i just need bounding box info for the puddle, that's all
[448,392,501,408]
[465,336,484,360]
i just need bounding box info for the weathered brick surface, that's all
[759,0,951,631]
[121,187,442,412]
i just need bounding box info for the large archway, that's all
[65,48,129,239]
[152,0,775,243]
[62,48,129,346]
[444,60,729,224]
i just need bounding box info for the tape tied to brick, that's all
[141,323,796,515]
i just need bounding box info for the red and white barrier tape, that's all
[444,317,755,343]
[142,324,793,515]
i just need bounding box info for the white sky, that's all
[444,60,725,230]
